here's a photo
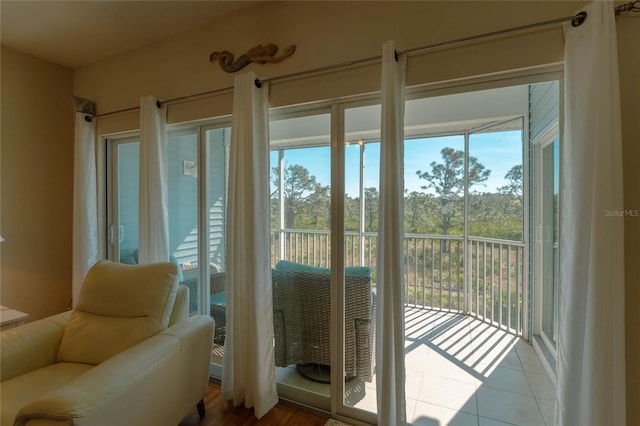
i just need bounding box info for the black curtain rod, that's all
[91,1,637,120]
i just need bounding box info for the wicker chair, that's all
[197,266,376,382]
[209,272,227,345]
[271,269,375,382]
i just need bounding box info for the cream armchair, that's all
[0,261,215,426]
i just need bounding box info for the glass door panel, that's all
[167,131,199,310]
[343,104,380,417]
[468,120,524,241]
[540,139,559,346]
[269,112,332,410]
[115,141,140,264]
[206,126,230,374]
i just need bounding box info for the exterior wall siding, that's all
[116,128,227,274]
[529,81,559,143]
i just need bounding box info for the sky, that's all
[271,130,524,198]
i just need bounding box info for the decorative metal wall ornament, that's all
[209,43,296,73]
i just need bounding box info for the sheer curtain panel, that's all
[138,96,170,264]
[376,40,407,426]
[72,112,98,305]
[221,72,278,419]
[557,2,625,425]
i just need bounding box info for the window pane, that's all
[270,113,331,267]
[344,143,360,233]
[344,104,380,414]
[117,142,140,263]
[207,129,227,273]
[167,132,198,310]
[541,138,559,345]
[469,122,524,241]
[405,135,465,236]
[206,127,229,368]
[270,113,332,410]
[363,142,380,233]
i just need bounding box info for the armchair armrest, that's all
[1,312,71,381]
[14,315,214,426]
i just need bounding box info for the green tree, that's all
[498,164,523,202]
[344,195,360,232]
[364,187,379,232]
[271,164,330,229]
[404,190,433,233]
[468,192,522,240]
[417,147,490,235]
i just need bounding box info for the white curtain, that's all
[138,96,170,264]
[557,2,625,425]
[72,112,98,305]
[221,72,278,419]
[376,40,407,426]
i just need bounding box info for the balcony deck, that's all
[270,308,555,425]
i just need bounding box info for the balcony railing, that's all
[271,229,525,335]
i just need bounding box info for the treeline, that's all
[270,148,524,242]
[271,189,522,241]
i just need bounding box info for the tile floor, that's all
[215,308,557,426]
[401,308,556,426]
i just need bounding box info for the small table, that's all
[0,305,30,330]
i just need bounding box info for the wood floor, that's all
[178,381,329,426]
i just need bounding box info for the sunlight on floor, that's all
[402,309,555,426]
[211,308,556,426]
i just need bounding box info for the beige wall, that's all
[0,46,74,320]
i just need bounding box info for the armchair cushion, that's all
[57,261,178,365]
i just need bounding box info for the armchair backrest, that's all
[57,260,178,365]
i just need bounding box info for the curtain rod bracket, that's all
[84,115,93,123]
[572,11,588,27]
[255,79,262,88]
[156,100,162,109]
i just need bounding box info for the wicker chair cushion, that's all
[275,260,372,277]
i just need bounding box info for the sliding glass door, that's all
[104,79,555,424]
[533,125,560,365]
[342,103,380,418]
[269,110,333,410]
[107,125,229,376]
[110,139,140,265]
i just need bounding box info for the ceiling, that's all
[0,0,264,69]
